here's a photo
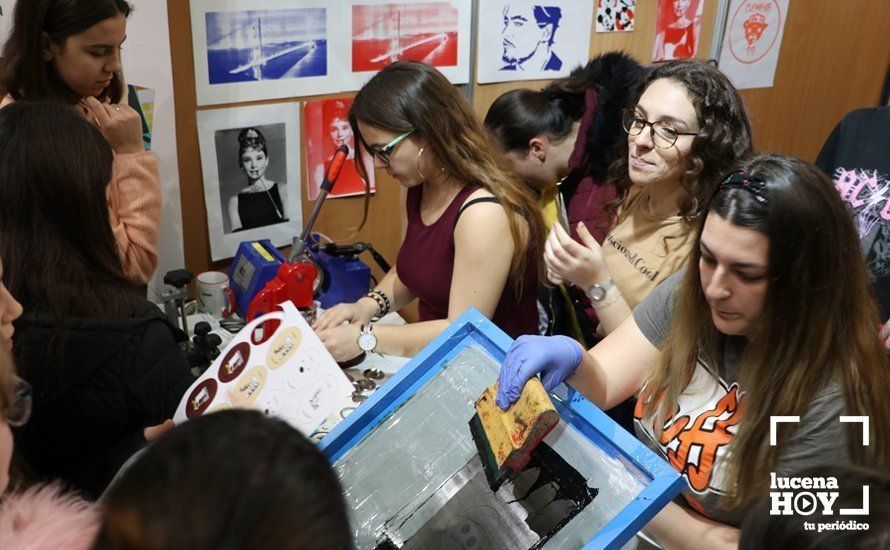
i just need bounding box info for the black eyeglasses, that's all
[622,109,699,149]
[2,375,32,427]
[368,130,414,165]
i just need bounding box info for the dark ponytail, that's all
[484,88,577,155]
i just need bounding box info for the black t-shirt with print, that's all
[816,106,890,320]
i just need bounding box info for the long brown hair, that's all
[1,0,131,103]
[349,61,545,290]
[641,153,889,507]
[609,60,752,222]
[0,102,130,319]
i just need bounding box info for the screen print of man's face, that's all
[501,4,556,64]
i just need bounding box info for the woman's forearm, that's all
[588,284,632,336]
[371,319,450,357]
[371,267,414,314]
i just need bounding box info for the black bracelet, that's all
[364,294,385,319]
[366,290,390,317]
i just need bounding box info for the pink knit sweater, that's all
[0,484,99,549]
[1,95,161,284]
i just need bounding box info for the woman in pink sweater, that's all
[0,0,160,284]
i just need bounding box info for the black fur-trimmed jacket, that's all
[542,52,645,347]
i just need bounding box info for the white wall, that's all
[122,0,185,300]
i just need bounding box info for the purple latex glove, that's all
[496,334,583,409]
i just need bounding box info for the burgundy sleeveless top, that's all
[396,184,538,339]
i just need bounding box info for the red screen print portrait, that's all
[652,0,703,62]
[305,98,372,200]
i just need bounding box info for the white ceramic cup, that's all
[196,271,235,318]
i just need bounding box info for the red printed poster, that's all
[652,0,704,62]
[304,98,374,201]
[352,2,459,72]
[718,0,790,89]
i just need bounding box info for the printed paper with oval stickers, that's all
[173,301,354,436]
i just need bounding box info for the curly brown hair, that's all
[609,60,753,223]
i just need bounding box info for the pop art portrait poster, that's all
[190,0,344,106]
[304,97,375,200]
[652,0,704,62]
[476,0,593,84]
[718,0,790,89]
[197,102,302,261]
[343,0,472,90]
[596,0,635,33]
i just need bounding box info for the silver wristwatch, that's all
[586,278,614,302]
[358,324,378,353]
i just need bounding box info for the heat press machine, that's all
[235,145,365,322]
[228,239,288,319]
[234,145,391,321]
[305,237,391,310]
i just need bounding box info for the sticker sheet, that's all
[174,302,355,437]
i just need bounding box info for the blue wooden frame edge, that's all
[318,307,685,548]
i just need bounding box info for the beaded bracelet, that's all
[365,289,391,318]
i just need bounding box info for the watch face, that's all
[358,331,377,352]
[588,285,606,301]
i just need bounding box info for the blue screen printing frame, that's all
[319,308,686,550]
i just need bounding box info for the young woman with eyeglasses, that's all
[497,154,890,548]
[0,276,100,549]
[543,60,752,337]
[314,61,545,360]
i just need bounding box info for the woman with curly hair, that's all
[543,59,752,336]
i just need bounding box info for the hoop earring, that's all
[417,146,446,182]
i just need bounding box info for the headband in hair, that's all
[716,171,768,205]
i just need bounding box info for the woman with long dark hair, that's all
[0,102,193,499]
[497,154,889,547]
[314,61,545,360]
[1,0,161,283]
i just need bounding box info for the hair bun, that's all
[238,127,266,148]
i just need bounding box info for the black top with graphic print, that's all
[817,106,890,319]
